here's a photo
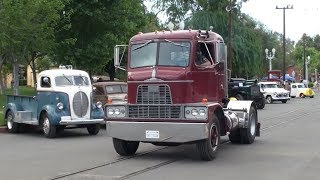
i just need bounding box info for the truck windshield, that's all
[55,75,90,86]
[130,41,190,68]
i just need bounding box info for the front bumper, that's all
[59,116,104,125]
[106,121,209,143]
[272,96,290,101]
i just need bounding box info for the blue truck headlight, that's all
[57,102,64,110]
[106,106,126,118]
[185,106,207,120]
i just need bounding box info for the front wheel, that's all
[41,113,56,138]
[196,115,220,161]
[113,138,140,156]
[266,96,273,104]
[281,100,287,103]
[87,124,100,135]
[6,111,19,133]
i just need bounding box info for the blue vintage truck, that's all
[3,65,105,138]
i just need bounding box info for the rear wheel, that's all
[87,124,100,135]
[240,106,257,144]
[113,138,139,156]
[196,115,220,161]
[6,111,19,133]
[41,113,56,138]
[256,98,265,109]
[229,105,257,144]
[235,94,244,100]
[310,96,314,98]
[300,93,305,98]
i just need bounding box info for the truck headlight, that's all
[96,101,102,109]
[106,106,126,118]
[57,102,64,110]
[185,106,207,120]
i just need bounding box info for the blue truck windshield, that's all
[130,41,190,68]
[55,75,90,86]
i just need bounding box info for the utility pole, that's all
[303,35,306,80]
[227,0,232,73]
[276,5,293,82]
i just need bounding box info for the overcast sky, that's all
[241,0,320,42]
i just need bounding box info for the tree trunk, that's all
[30,51,37,88]
[12,53,19,95]
[0,56,4,95]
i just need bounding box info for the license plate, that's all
[146,130,159,139]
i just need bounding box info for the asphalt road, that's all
[1,93,320,180]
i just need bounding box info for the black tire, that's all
[113,138,139,156]
[256,98,265,109]
[300,93,305,98]
[281,100,287,103]
[87,124,100,135]
[266,96,273,104]
[41,113,56,138]
[56,125,65,134]
[240,106,257,144]
[310,96,314,98]
[196,115,220,161]
[229,128,241,143]
[235,94,244,100]
[6,111,20,133]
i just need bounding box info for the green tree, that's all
[54,0,159,79]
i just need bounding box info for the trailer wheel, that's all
[196,115,220,161]
[87,124,100,135]
[41,113,56,138]
[240,106,257,144]
[6,111,19,133]
[113,138,139,156]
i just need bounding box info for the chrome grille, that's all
[137,85,172,104]
[73,91,89,117]
[128,105,181,118]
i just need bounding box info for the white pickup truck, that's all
[258,81,290,104]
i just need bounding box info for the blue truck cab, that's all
[4,65,105,138]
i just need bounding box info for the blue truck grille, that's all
[73,91,89,117]
[128,105,181,118]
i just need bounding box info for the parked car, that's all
[228,78,265,109]
[92,81,127,105]
[290,83,315,98]
[258,81,290,104]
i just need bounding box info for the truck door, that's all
[215,42,227,100]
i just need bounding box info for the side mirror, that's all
[114,45,128,71]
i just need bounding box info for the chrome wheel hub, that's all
[7,115,13,130]
[43,118,50,134]
[210,124,218,151]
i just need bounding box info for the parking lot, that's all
[1,93,320,180]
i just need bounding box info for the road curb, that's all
[0,126,7,133]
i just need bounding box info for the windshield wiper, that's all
[164,39,188,47]
[132,40,153,51]
[62,74,72,84]
[78,74,88,85]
